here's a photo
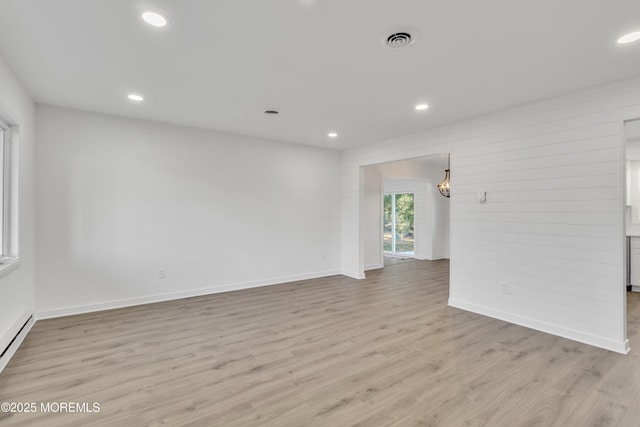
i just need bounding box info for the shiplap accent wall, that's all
[341,77,640,353]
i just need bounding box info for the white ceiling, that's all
[1,1,640,149]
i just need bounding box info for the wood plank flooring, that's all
[1,260,640,426]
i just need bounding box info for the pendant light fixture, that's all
[438,153,451,198]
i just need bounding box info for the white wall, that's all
[35,105,342,317]
[0,56,36,366]
[342,77,640,354]
[362,157,450,269]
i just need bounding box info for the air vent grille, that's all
[386,32,413,48]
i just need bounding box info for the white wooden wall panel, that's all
[340,77,640,353]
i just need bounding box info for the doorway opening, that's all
[625,118,640,348]
[361,154,450,272]
[383,192,415,257]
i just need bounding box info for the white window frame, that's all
[0,118,19,275]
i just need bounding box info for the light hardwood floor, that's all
[1,260,640,426]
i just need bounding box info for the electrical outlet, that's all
[500,281,509,294]
[322,252,327,261]
[159,268,166,279]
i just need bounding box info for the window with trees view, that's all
[383,193,414,254]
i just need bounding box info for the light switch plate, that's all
[478,191,487,203]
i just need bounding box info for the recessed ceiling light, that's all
[328,132,338,138]
[142,11,167,27]
[415,104,429,111]
[618,31,640,44]
[128,94,144,101]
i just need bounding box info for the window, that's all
[0,119,16,261]
[383,192,415,255]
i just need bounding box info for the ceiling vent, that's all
[386,32,413,48]
[264,110,279,115]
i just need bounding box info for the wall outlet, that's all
[159,268,166,279]
[500,281,509,294]
[322,252,327,261]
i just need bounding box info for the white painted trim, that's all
[417,256,449,261]
[0,257,20,280]
[0,315,34,374]
[36,270,340,320]
[632,285,640,293]
[379,173,384,269]
[620,118,630,357]
[383,251,415,259]
[448,298,630,355]
[364,263,383,271]
[342,270,366,280]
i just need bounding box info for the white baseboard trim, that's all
[37,270,341,320]
[0,315,35,374]
[341,270,366,279]
[448,298,630,355]
[383,252,414,259]
[632,285,640,293]
[364,263,383,271]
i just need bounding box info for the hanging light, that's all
[438,153,450,198]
